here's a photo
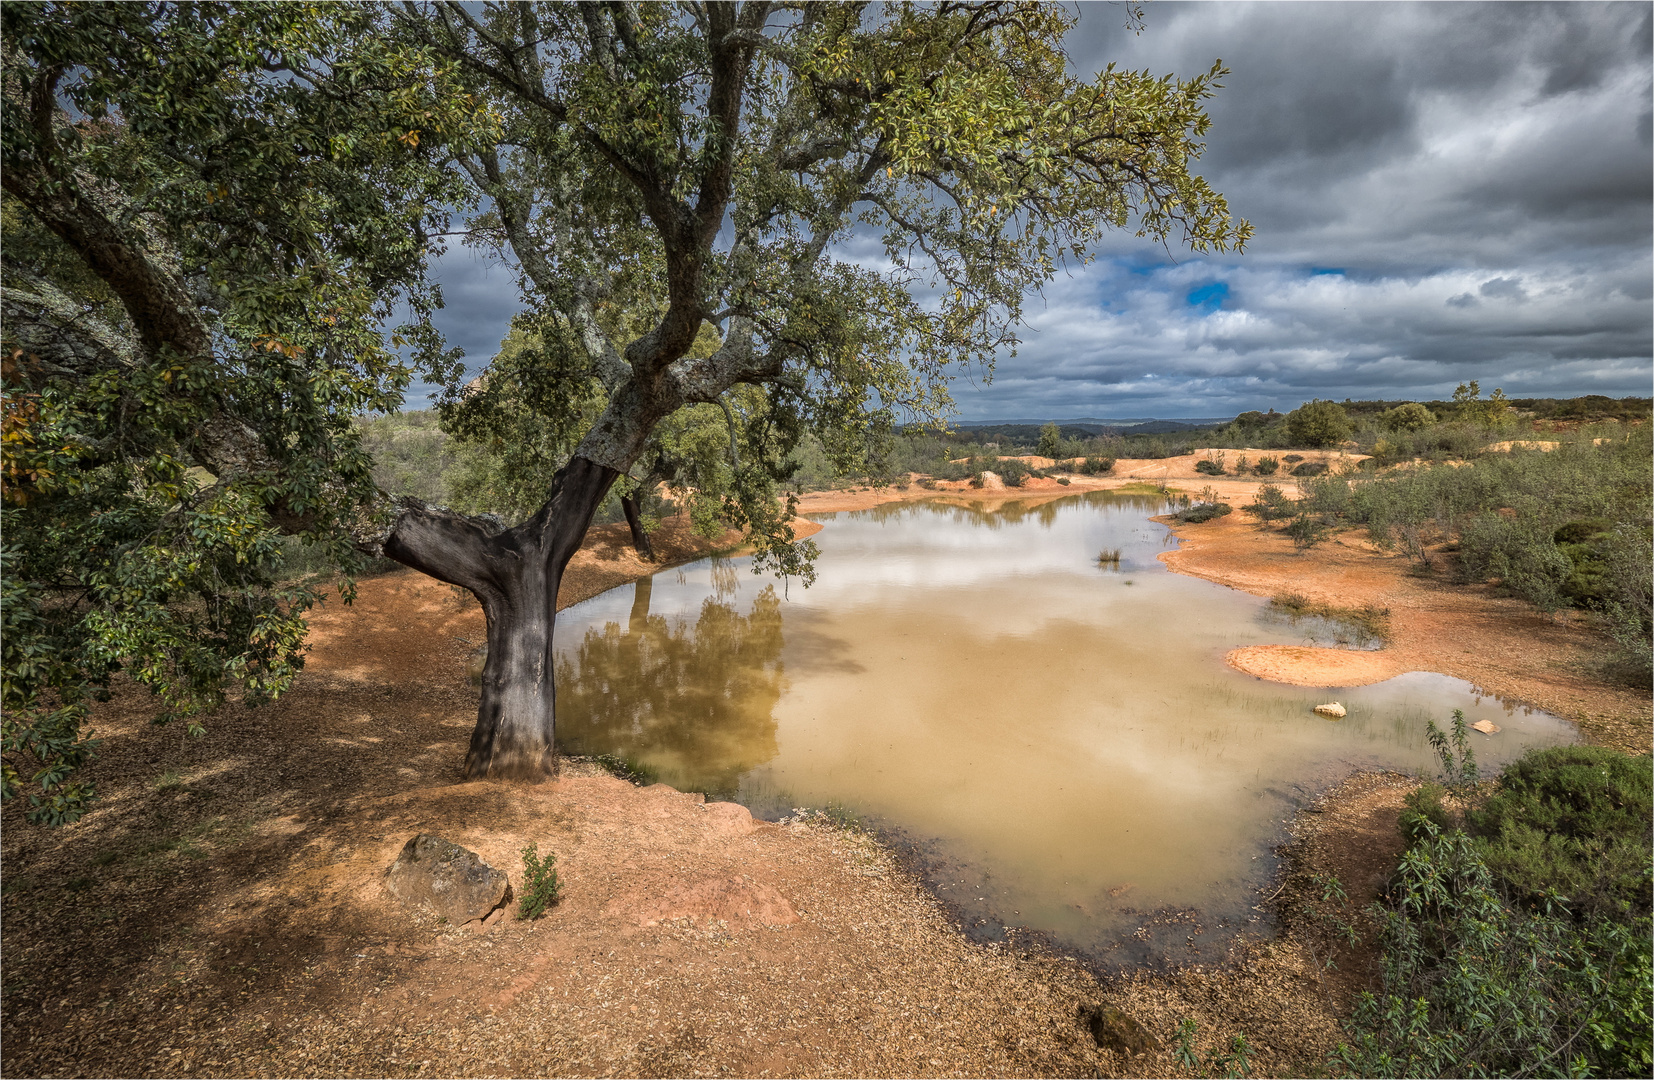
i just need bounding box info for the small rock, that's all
[1081,1004,1159,1057]
[385,834,510,924]
[1470,719,1501,734]
[1313,702,1347,719]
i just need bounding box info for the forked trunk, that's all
[620,492,656,561]
[383,456,619,781]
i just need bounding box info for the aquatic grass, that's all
[1269,593,1391,644]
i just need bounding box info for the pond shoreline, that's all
[4,471,1641,1078]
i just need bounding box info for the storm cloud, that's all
[418,2,1652,419]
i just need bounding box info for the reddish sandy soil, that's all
[1155,506,1650,755]
[3,467,1644,1079]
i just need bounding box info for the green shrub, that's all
[1334,823,1652,1079]
[1398,781,1455,846]
[1291,461,1328,477]
[994,457,1030,487]
[1284,513,1332,548]
[1286,400,1353,447]
[1469,747,1652,921]
[1246,483,1294,522]
[1078,455,1115,475]
[1282,453,1304,463]
[1379,402,1436,432]
[517,843,562,919]
[1174,502,1232,524]
[1253,455,1279,476]
[1195,459,1225,475]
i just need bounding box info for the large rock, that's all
[384,834,510,924]
[1313,702,1347,719]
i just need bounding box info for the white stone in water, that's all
[1470,719,1501,734]
[1313,702,1346,719]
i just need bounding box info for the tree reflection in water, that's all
[555,574,784,797]
[847,489,1170,530]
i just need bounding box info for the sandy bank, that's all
[1157,507,1649,754]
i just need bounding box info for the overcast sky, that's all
[414,1,1653,421]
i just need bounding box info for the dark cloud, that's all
[415,2,1652,420]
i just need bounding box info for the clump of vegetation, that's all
[1195,459,1226,475]
[1172,1018,1254,1078]
[1268,592,1390,644]
[1292,428,1651,677]
[1254,455,1280,476]
[1062,455,1116,475]
[1246,484,1295,522]
[1336,722,1653,1078]
[1097,548,1122,567]
[516,843,562,920]
[1174,501,1233,524]
[1290,461,1329,477]
[1468,746,1652,922]
[1283,454,1305,464]
[1286,400,1353,448]
[1284,512,1333,549]
[1378,402,1436,432]
[993,457,1030,487]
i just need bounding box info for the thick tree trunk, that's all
[620,492,656,561]
[383,456,619,782]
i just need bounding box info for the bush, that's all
[1194,459,1225,475]
[1246,483,1294,522]
[991,457,1030,486]
[1076,456,1115,475]
[1334,824,1652,1079]
[1285,512,1332,548]
[1354,734,1654,1077]
[1286,399,1353,447]
[1379,402,1436,432]
[1291,461,1328,477]
[1283,454,1304,463]
[1174,501,1232,524]
[1469,747,1652,922]
[517,843,563,919]
[1254,455,1280,476]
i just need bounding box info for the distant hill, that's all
[951,416,1233,430]
[939,418,1226,444]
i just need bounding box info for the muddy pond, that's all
[553,490,1577,966]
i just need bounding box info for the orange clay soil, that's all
[1157,509,1650,755]
[1,508,1403,1079]
[2,480,1642,1079]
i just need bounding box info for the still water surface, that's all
[554,491,1576,964]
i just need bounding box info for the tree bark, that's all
[620,492,656,561]
[383,455,619,781]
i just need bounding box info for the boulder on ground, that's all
[1081,1004,1159,1057]
[384,834,510,924]
[1313,702,1347,719]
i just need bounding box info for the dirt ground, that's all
[2,465,1646,1079]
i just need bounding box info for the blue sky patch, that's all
[1185,281,1229,312]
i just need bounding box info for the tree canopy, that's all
[0,0,485,820]
[3,0,1249,807]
